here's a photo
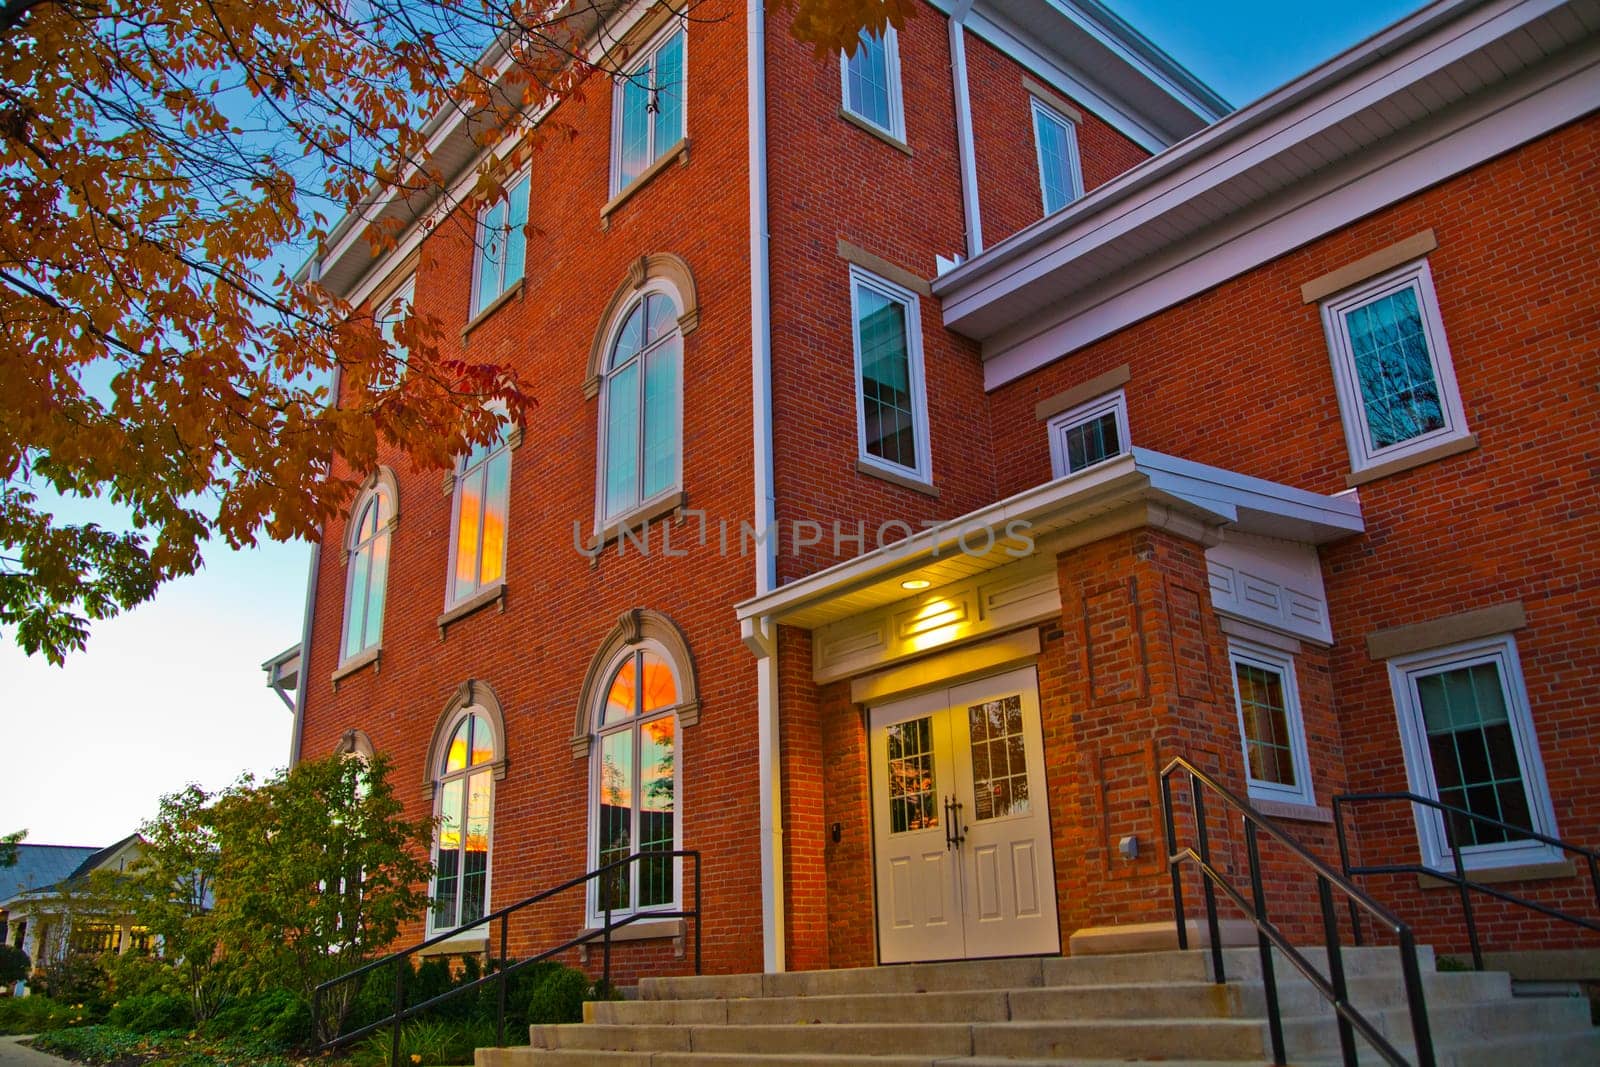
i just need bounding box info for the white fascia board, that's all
[1132,449,1365,544]
[978,33,1600,388]
[1053,0,1231,120]
[930,0,1519,306]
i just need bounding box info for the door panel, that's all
[870,666,1060,963]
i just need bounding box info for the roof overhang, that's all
[932,0,1600,385]
[735,449,1362,633]
[262,642,302,712]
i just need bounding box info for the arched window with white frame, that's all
[597,287,682,526]
[341,472,396,663]
[425,684,505,935]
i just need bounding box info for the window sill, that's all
[838,108,912,156]
[460,279,524,344]
[575,917,685,961]
[437,583,506,638]
[330,646,381,688]
[601,138,690,226]
[1248,798,1332,825]
[587,490,687,556]
[1344,433,1478,487]
[857,459,939,498]
[418,930,490,957]
[1418,857,1574,890]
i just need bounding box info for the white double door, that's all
[869,666,1060,963]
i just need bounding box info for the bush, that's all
[108,991,192,1033]
[31,1024,144,1062]
[29,954,111,1016]
[519,963,591,1027]
[351,1017,497,1067]
[103,950,184,1001]
[0,994,97,1035]
[0,944,29,985]
[203,988,311,1051]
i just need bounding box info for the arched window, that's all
[425,682,506,935]
[342,472,396,663]
[598,289,681,524]
[447,424,511,607]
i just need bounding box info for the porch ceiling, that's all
[734,449,1363,631]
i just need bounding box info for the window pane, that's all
[969,695,1029,820]
[1416,660,1531,847]
[612,305,644,369]
[433,778,464,928]
[639,650,678,712]
[598,730,634,910]
[1344,286,1444,449]
[886,715,937,834]
[1062,410,1121,473]
[639,716,675,908]
[604,655,637,725]
[478,450,509,587]
[454,466,483,599]
[652,31,685,155]
[502,178,528,289]
[364,531,388,649]
[642,335,678,499]
[857,286,916,470]
[461,770,491,925]
[475,201,506,312]
[468,713,494,767]
[844,30,891,130]
[445,718,472,773]
[1035,107,1073,213]
[605,361,640,517]
[344,543,371,660]
[1236,662,1296,788]
[619,76,651,187]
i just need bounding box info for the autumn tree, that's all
[0,0,908,663]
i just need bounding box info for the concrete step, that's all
[482,1053,1255,1067]
[1281,993,1596,1058]
[1297,1028,1600,1067]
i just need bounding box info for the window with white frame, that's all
[590,644,680,922]
[1389,634,1560,871]
[447,424,511,606]
[429,710,496,933]
[840,27,904,141]
[1031,97,1083,215]
[850,266,930,482]
[472,174,529,316]
[613,25,685,193]
[341,481,394,662]
[375,275,415,381]
[1228,642,1314,807]
[1046,389,1127,477]
[1320,259,1470,473]
[597,287,682,526]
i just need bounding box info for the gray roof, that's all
[1,844,101,907]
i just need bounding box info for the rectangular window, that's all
[1032,98,1083,214]
[851,266,930,483]
[1046,389,1128,478]
[1388,635,1560,871]
[375,275,415,381]
[448,432,511,606]
[613,26,686,193]
[472,174,529,316]
[1228,643,1314,807]
[840,27,904,140]
[1320,260,1470,473]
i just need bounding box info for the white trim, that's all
[338,484,394,664]
[1387,633,1562,873]
[948,15,983,257]
[839,26,906,142]
[850,265,933,487]
[468,170,530,318]
[593,280,687,534]
[584,640,685,928]
[1319,259,1471,474]
[1045,387,1125,477]
[1030,96,1084,216]
[1227,640,1315,808]
[608,19,689,198]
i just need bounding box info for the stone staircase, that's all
[476,947,1599,1066]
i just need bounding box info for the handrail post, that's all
[1332,796,1363,947]
[1588,855,1600,917]
[497,912,509,1048]
[1398,927,1436,1067]
[390,958,405,1067]
[1191,772,1225,983]
[1161,770,1188,951]
[1317,875,1357,1067]
[693,850,703,975]
[1245,820,1285,1066]
[311,984,322,1052]
[1447,834,1483,971]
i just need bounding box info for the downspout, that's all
[747,0,785,973]
[948,0,983,258]
[287,257,330,769]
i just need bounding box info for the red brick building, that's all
[284,0,1600,985]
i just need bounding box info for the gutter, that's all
[947,1,983,258]
[747,0,784,974]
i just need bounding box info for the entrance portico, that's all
[737,450,1364,970]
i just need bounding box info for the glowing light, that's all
[900,578,931,591]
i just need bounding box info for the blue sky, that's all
[0,0,1422,847]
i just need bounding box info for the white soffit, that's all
[733,448,1363,631]
[932,0,1600,385]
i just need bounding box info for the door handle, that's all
[951,798,967,849]
[943,795,955,850]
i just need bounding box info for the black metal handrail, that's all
[311,849,701,1066]
[1161,758,1434,1067]
[1333,791,1600,969]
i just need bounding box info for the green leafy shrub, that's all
[203,988,311,1051]
[0,994,97,1035]
[32,1024,145,1062]
[519,963,591,1026]
[103,949,184,1001]
[108,990,192,1033]
[351,1017,498,1067]
[0,944,29,985]
[29,954,111,1016]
